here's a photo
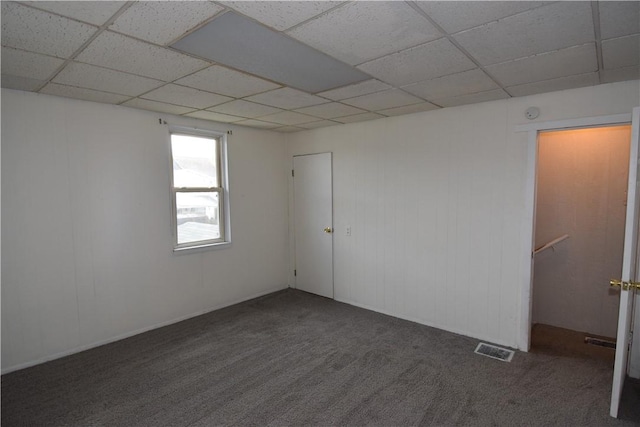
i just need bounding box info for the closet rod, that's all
[534,234,570,255]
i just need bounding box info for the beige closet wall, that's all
[533,125,631,338]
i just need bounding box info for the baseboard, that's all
[2,285,288,375]
[334,296,517,351]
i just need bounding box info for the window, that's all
[170,128,229,250]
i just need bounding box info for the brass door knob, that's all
[324,227,333,233]
[610,279,640,291]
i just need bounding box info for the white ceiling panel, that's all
[486,43,597,87]
[260,111,320,125]
[235,119,281,129]
[1,47,65,80]
[358,38,476,86]
[53,62,164,96]
[602,66,640,84]
[334,112,385,124]
[317,79,392,101]
[599,1,640,40]
[110,1,224,46]
[76,31,209,81]
[175,65,280,98]
[297,120,341,129]
[141,84,232,109]
[294,102,365,119]
[1,2,97,58]
[402,69,498,101]
[432,89,509,108]
[208,100,283,118]
[28,1,126,26]
[341,89,423,111]
[507,72,599,97]
[454,2,594,66]
[185,110,245,123]
[275,126,305,133]
[1,74,45,91]
[123,98,196,115]
[377,102,440,117]
[220,1,342,31]
[416,1,547,34]
[40,83,130,104]
[244,87,327,109]
[287,1,441,65]
[602,35,640,69]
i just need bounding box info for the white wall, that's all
[533,126,630,338]
[287,80,640,349]
[1,89,289,372]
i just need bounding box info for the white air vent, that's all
[474,342,515,362]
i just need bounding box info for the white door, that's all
[610,106,640,417]
[293,153,334,299]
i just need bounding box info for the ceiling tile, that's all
[141,84,232,109]
[358,38,476,86]
[2,47,65,80]
[40,83,130,104]
[207,100,283,118]
[334,112,385,124]
[317,79,392,101]
[185,110,245,123]
[220,1,342,31]
[27,1,126,26]
[294,102,366,119]
[244,87,327,109]
[602,34,640,69]
[260,111,320,126]
[1,2,97,58]
[287,1,441,65]
[275,126,304,133]
[599,1,640,40]
[1,74,44,91]
[507,72,599,97]
[123,98,196,115]
[377,102,440,117]
[53,62,163,96]
[486,44,597,87]
[402,69,498,101]
[601,66,640,84]
[432,89,509,108]
[76,31,208,81]
[235,119,281,129]
[453,2,594,66]
[341,89,425,111]
[416,1,547,34]
[297,120,341,129]
[110,1,224,46]
[175,65,280,98]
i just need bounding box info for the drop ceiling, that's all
[2,1,639,133]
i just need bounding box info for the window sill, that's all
[173,241,231,254]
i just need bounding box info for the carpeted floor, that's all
[2,289,638,426]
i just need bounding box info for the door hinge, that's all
[292,169,294,177]
[294,269,297,276]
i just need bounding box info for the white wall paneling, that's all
[287,80,640,350]
[1,89,289,372]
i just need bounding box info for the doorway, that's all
[292,153,334,299]
[531,125,632,361]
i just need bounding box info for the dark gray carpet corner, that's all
[2,289,638,426]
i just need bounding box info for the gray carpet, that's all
[2,289,638,426]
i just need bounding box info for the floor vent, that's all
[474,342,515,362]
[584,336,616,349]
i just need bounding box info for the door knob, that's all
[323,227,333,233]
[610,279,640,291]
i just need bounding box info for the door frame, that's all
[290,152,335,297]
[515,113,632,351]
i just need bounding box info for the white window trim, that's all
[169,125,231,252]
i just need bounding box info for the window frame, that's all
[169,125,230,251]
